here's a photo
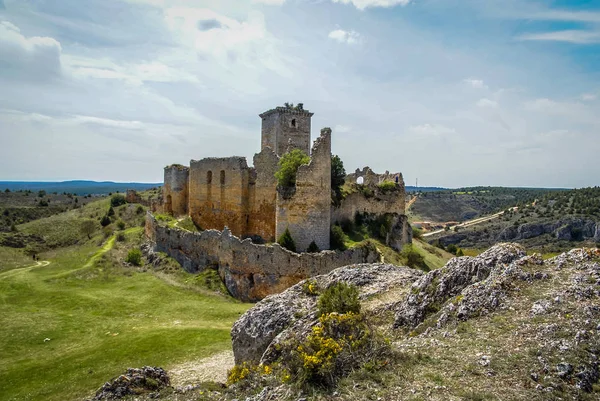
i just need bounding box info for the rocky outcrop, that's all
[90,367,170,400]
[231,263,422,364]
[497,218,598,242]
[393,243,527,329]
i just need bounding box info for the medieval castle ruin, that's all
[146,104,411,300]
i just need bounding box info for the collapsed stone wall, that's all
[346,166,403,187]
[163,165,189,216]
[276,128,332,252]
[146,213,380,302]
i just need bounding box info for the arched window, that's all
[356,176,364,185]
[220,170,225,185]
[207,171,212,184]
[291,119,296,128]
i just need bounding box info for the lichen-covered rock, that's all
[393,243,526,329]
[231,263,422,364]
[90,367,170,400]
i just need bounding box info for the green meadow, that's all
[0,200,251,401]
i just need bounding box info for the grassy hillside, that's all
[409,187,561,223]
[0,199,251,401]
[429,187,600,254]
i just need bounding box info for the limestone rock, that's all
[90,367,170,400]
[394,243,527,329]
[231,263,422,364]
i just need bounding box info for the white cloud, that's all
[463,78,488,89]
[334,124,352,133]
[408,123,456,136]
[530,10,600,23]
[328,29,361,44]
[518,30,600,44]
[476,98,498,108]
[0,20,63,79]
[331,0,412,10]
[580,93,597,101]
[252,0,286,5]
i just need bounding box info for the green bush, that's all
[110,194,127,207]
[377,180,397,192]
[136,205,145,215]
[278,228,297,253]
[275,149,310,187]
[446,243,458,255]
[456,248,464,256]
[317,282,361,317]
[412,226,423,239]
[100,215,111,227]
[331,155,346,206]
[117,220,126,230]
[126,248,142,266]
[401,245,426,270]
[330,225,347,251]
[307,240,320,253]
[116,232,126,242]
[107,206,115,216]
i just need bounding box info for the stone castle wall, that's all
[276,128,332,252]
[146,213,380,302]
[260,107,313,157]
[163,165,189,216]
[332,178,406,224]
[188,157,250,237]
[247,148,279,242]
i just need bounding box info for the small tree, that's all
[80,219,96,239]
[446,243,458,255]
[126,248,142,266]
[275,149,310,187]
[4,188,10,193]
[278,228,297,253]
[330,225,347,251]
[456,248,464,256]
[412,227,423,239]
[331,155,346,205]
[100,215,111,227]
[307,240,320,253]
[110,194,127,207]
[107,206,115,216]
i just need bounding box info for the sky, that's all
[0,0,599,188]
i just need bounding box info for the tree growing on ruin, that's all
[275,149,310,188]
[331,154,346,206]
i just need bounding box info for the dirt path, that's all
[169,350,234,386]
[0,260,51,279]
[406,195,418,211]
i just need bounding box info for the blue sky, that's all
[0,0,599,188]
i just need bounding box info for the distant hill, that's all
[0,181,161,196]
[405,186,447,193]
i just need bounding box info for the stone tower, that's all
[259,104,313,157]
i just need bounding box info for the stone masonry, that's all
[276,128,332,251]
[157,103,410,253]
[146,213,379,301]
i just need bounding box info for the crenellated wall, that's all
[163,165,189,216]
[276,128,332,252]
[260,106,313,157]
[146,213,380,302]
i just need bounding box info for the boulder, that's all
[231,263,422,364]
[394,243,527,329]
